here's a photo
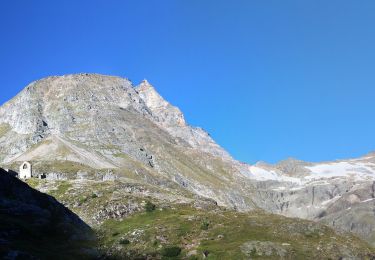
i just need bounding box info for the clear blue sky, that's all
[1,1,375,164]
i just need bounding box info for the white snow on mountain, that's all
[304,161,375,180]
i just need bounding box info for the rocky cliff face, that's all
[246,156,375,246]
[0,73,375,247]
[136,80,232,160]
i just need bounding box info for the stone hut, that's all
[19,161,32,179]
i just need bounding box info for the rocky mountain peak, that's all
[137,79,152,89]
[136,80,186,127]
[0,73,233,165]
[134,79,232,160]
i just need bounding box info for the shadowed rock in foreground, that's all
[0,168,96,259]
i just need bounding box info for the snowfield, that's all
[305,161,375,180]
[243,160,375,183]
[246,166,302,183]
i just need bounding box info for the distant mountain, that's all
[0,73,374,253]
[249,155,375,246]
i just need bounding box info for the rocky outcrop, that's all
[247,160,375,246]
[136,79,186,128]
[135,79,232,159]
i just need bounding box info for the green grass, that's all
[35,160,95,175]
[97,205,375,259]
[35,179,374,259]
[18,176,375,259]
[11,177,375,259]
[0,123,10,138]
[25,178,41,189]
[49,181,73,197]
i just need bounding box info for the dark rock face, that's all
[0,168,95,259]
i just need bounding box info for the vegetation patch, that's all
[34,160,94,175]
[97,205,375,259]
[0,123,11,138]
[8,177,375,259]
[200,219,210,230]
[161,246,181,257]
[119,238,130,245]
[144,201,156,212]
[49,181,73,197]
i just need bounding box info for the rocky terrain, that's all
[0,73,374,258]
[1,171,373,260]
[246,157,375,247]
[0,74,254,210]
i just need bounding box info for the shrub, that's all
[161,246,181,257]
[119,238,130,245]
[145,201,156,212]
[200,219,210,230]
[250,248,257,257]
[78,196,88,205]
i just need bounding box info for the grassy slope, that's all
[97,205,375,259]
[26,179,375,260]
[0,123,10,137]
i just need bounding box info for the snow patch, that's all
[305,162,375,180]
[245,166,301,183]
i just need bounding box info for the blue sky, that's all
[1,1,375,164]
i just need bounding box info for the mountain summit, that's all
[0,74,248,208]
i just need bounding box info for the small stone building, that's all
[19,161,32,179]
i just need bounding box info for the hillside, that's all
[25,177,375,259]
